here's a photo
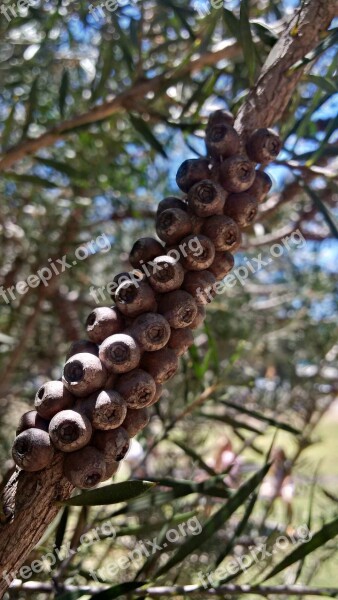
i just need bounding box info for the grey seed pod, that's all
[247,171,272,203]
[129,237,164,270]
[157,196,187,216]
[63,352,107,397]
[86,306,125,344]
[131,312,171,352]
[115,280,157,318]
[116,369,156,409]
[122,408,150,438]
[66,340,99,360]
[176,158,211,193]
[202,215,241,252]
[158,290,198,329]
[224,193,258,228]
[12,428,54,472]
[206,109,235,129]
[141,348,178,384]
[63,446,106,489]
[156,208,192,245]
[16,410,49,436]
[219,155,255,193]
[35,380,74,420]
[179,235,215,271]
[183,270,216,306]
[189,305,206,330]
[99,333,141,373]
[49,409,92,452]
[209,251,235,281]
[187,180,226,218]
[93,427,130,462]
[246,128,282,164]
[206,124,240,159]
[148,255,185,294]
[168,328,194,356]
[77,390,127,430]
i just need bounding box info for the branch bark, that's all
[0,1,336,597]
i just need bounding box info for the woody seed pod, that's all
[77,390,127,430]
[104,461,119,479]
[156,208,192,245]
[187,180,226,217]
[86,306,125,344]
[146,383,163,407]
[12,428,54,472]
[115,280,157,318]
[219,155,255,193]
[131,312,171,352]
[63,446,106,489]
[158,290,198,329]
[63,353,107,397]
[99,333,141,373]
[183,270,216,305]
[202,215,241,252]
[206,109,235,129]
[180,235,215,271]
[129,237,163,270]
[187,207,204,234]
[148,255,185,293]
[93,427,130,462]
[16,410,49,436]
[122,408,150,438]
[49,409,92,452]
[206,124,240,159]
[209,251,235,280]
[189,305,206,330]
[168,328,194,356]
[176,158,210,193]
[66,340,99,360]
[116,369,157,409]
[246,128,281,164]
[157,196,187,216]
[225,193,258,228]
[247,170,272,203]
[35,380,74,420]
[141,348,178,384]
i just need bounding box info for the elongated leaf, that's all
[289,28,338,72]
[215,492,258,568]
[173,440,218,476]
[240,0,256,85]
[22,76,39,139]
[200,412,263,435]
[1,104,16,150]
[130,115,168,159]
[155,463,271,577]
[303,183,338,239]
[264,515,338,581]
[223,8,240,39]
[2,172,59,188]
[60,480,156,507]
[54,506,70,556]
[251,21,278,48]
[306,74,338,94]
[219,399,301,435]
[89,581,145,599]
[59,69,69,117]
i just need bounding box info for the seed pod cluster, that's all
[12,111,280,488]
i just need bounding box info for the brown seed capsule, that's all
[219,155,255,193]
[63,446,106,489]
[247,170,272,203]
[148,255,185,293]
[156,208,192,245]
[49,409,92,452]
[209,251,235,280]
[147,383,163,407]
[16,410,49,436]
[131,312,171,352]
[116,369,156,409]
[122,408,150,438]
[206,109,235,129]
[176,158,210,193]
[115,280,157,318]
[104,460,119,479]
[93,427,130,462]
[129,237,163,270]
[86,306,125,344]
[202,215,241,252]
[246,128,281,164]
[168,328,194,356]
[224,192,258,228]
[77,390,127,430]
[183,270,216,305]
[99,333,141,374]
[206,124,240,159]
[187,207,204,234]
[157,196,187,216]
[35,380,74,420]
[180,235,215,271]
[141,348,178,384]
[189,305,206,330]
[12,429,54,472]
[63,353,107,397]
[66,340,99,360]
[187,180,226,217]
[158,290,198,329]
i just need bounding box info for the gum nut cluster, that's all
[12,111,281,489]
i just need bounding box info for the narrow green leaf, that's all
[1,104,16,150]
[54,506,70,557]
[92,40,115,102]
[223,8,240,39]
[289,29,338,72]
[2,172,59,188]
[303,183,338,239]
[219,399,301,435]
[21,76,39,139]
[88,581,145,599]
[173,440,218,477]
[215,492,258,567]
[251,21,278,47]
[155,463,271,577]
[130,115,168,159]
[59,69,69,117]
[263,515,338,581]
[306,74,338,94]
[239,0,256,85]
[60,480,156,507]
[201,412,263,435]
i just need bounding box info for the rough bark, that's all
[0,0,336,597]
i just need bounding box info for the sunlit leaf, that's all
[60,480,156,507]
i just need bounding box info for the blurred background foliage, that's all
[0,0,337,597]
